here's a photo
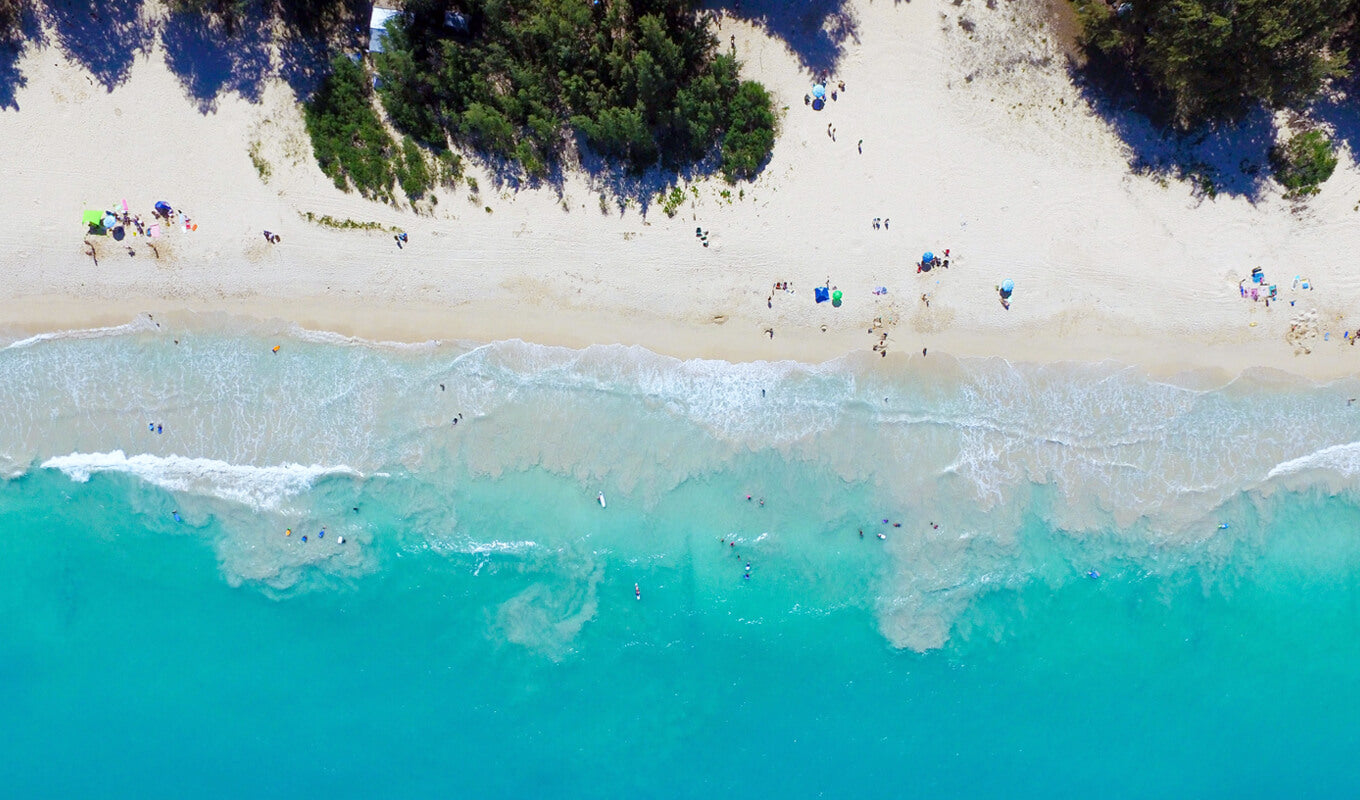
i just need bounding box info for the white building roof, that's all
[369,7,402,53]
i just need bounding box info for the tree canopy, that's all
[371,0,777,182]
[1072,0,1354,128]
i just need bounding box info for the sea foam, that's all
[41,450,359,511]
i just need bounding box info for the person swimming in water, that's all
[635,583,641,600]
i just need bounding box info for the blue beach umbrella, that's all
[1001,279,1014,293]
[922,251,934,263]
[102,214,118,229]
[812,84,826,99]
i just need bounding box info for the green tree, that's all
[721,81,776,182]
[0,0,23,39]
[375,18,445,147]
[574,105,659,166]
[368,0,776,181]
[459,102,517,156]
[1072,0,1353,127]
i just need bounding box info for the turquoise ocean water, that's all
[1,316,1358,796]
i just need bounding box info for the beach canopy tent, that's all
[370,6,403,53]
[83,209,106,230]
[815,286,830,303]
[154,200,172,215]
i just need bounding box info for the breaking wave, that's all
[41,450,359,511]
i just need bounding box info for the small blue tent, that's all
[815,286,830,303]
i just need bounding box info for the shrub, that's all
[661,185,685,216]
[1270,129,1338,198]
[436,149,463,189]
[396,136,433,200]
[303,55,396,200]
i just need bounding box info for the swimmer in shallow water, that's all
[876,533,886,540]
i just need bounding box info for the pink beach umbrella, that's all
[121,199,129,214]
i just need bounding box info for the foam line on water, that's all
[3,317,157,350]
[1266,441,1360,480]
[41,450,360,511]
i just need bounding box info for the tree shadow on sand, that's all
[0,4,46,110]
[704,0,860,75]
[1308,77,1360,169]
[159,1,356,112]
[1068,58,1277,202]
[39,0,155,90]
[160,5,274,112]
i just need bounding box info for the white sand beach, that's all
[2,0,1360,378]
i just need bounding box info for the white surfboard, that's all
[598,492,607,508]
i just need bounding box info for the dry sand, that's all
[2,0,1360,380]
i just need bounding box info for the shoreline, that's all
[2,291,1357,385]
